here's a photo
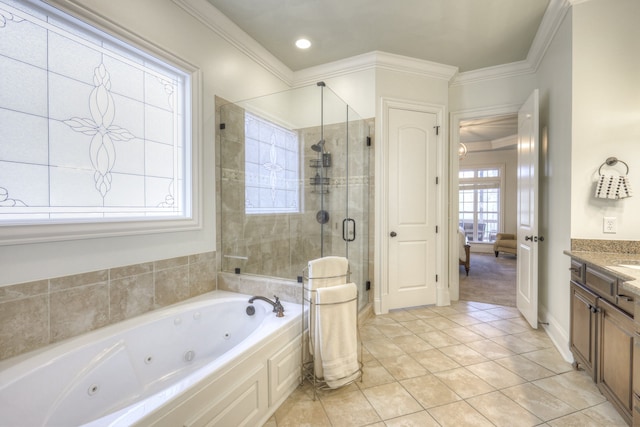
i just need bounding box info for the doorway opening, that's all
[453,113,518,306]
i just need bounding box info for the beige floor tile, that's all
[466,360,527,388]
[467,321,510,338]
[404,306,440,319]
[501,383,576,421]
[428,306,462,317]
[417,330,461,348]
[467,301,503,310]
[439,344,488,365]
[488,319,531,334]
[391,334,434,353]
[428,400,494,427]
[467,309,502,322]
[367,315,400,325]
[484,306,522,319]
[383,410,440,427]
[385,309,419,322]
[362,382,423,420]
[450,301,482,313]
[442,326,485,343]
[513,330,555,349]
[465,338,515,359]
[580,401,629,426]
[376,322,414,338]
[320,389,381,427]
[274,397,332,427]
[424,316,461,330]
[433,367,495,398]
[490,334,543,354]
[378,354,428,380]
[447,313,484,326]
[521,348,573,374]
[400,374,462,408]
[398,319,435,334]
[494,355,556,381]
[363,337,406,359]
[467,391,543,427]
[411,348,461,372]
[547,411,604,427]
[532,371,606,410]
[358,359,396,389]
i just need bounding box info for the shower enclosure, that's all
[218,83,371,310]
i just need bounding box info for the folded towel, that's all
[315,283,359,388]
[307,256,349,375]
[307,256,349,289]
[595,175,633,199]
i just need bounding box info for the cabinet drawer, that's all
[586,266,616,301]
[570,259,585,284]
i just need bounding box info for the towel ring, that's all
[598,157,629,176]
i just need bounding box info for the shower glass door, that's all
[218,83,370,309]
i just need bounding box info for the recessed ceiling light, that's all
[295,38,311,49]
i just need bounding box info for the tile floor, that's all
[265,300,628,427]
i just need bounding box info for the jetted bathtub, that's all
[0,291,303,427]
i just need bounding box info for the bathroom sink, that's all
[616,260,640,270]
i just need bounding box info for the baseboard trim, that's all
[539,303,573,363]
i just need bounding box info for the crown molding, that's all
[451,0,571,86]
[292,51,458,87]
[172,0,293,86]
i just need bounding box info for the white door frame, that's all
[375,97,448,314]
[448,104,522,301]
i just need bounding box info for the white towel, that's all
[595,175,633,199]
[315,283,359,388]
[307,256,349,378]
[307,256,349,289]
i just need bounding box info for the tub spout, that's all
[248,295,285,317]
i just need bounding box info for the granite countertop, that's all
[564,250,640,294]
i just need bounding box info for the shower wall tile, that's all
[0,250,217,361]
[0,294,49,360]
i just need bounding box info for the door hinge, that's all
[436,177,439,184]
[366,136,372,147]
[219,123,226,130]
[435,225,439,233]
[434,125,440,135]
[435,274,439,282]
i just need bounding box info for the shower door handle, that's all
[342,218,356,242]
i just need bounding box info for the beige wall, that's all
[571,0,640,240]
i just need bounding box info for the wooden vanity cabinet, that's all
[570,281,598,380]
[569,259,636,425]
[598,297,634,425]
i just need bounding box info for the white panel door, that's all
[517,90,540,329]
[388,108,437,309]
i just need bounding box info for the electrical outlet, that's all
[603,217,617,234]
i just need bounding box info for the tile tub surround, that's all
[0,251,216,361]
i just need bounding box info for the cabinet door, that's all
[570,282,598,379]
[598,298,634,424]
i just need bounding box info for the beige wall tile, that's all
[154,256,188,271]
[110,272,154,322]
[0,295,49,360]
[50,270,108,292]
[0,280,48,303]
[189,260,216,297]
[110,262,153,281]
[154,265,189,307]
[50,284,109,342]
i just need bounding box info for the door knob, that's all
[390,231,397,237]
[525,235,533,241]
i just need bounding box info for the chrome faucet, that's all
[248,295,285,317]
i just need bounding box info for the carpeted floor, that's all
[459,252,517,307]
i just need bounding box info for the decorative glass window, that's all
[244,112,299,214]
[459,166,503,243]
[0,0,193,233]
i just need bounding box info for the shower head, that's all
[311,139,325,152]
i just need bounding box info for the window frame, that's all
[458,164,505,244]
[0,0,203,245]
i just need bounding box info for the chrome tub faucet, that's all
[248,295,285,317]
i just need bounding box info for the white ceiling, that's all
[205,0,550,72]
